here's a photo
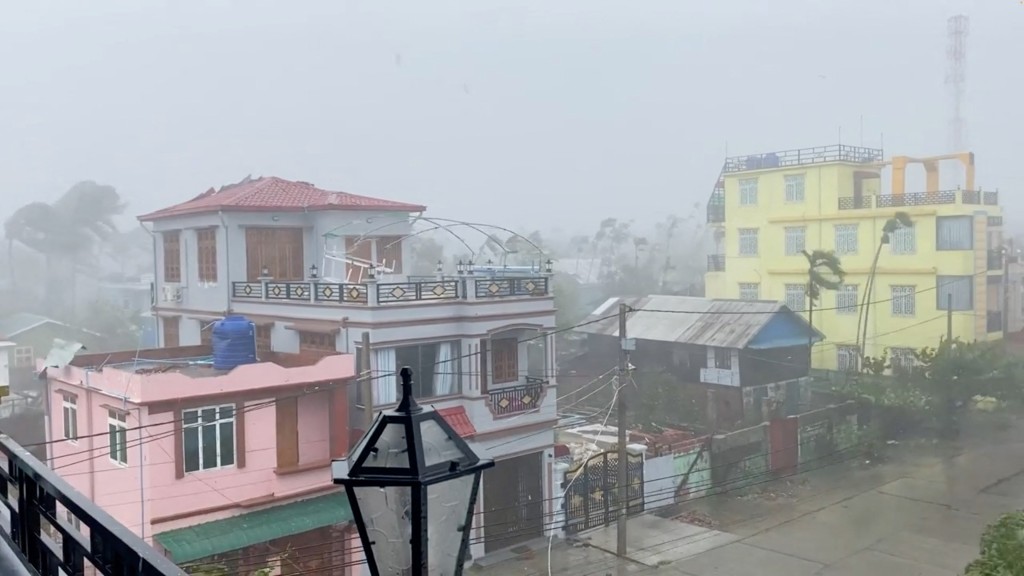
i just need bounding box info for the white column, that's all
[552,461,571,540]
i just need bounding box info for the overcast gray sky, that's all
[0,0,1020,235]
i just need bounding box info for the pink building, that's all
[45,344,360,573]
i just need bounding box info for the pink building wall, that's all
[46,353,354,541]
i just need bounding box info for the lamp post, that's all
[334,367,494,576]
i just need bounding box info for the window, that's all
[108,410,128,466]
[393,341,462,398]
[834,224,859,255]
[714,348,732,369]
[785,284,806,312]
[738,228,759,256]
[936,216,973,250]
[837,346,859,373]
[784,174,805,202]
[889,226,915,255]
[298,331,335,354]
[739,178,758,205]
[62,394,78,442]
[163,231,181,283]
[889,347,916,374]
[491,338,519,384]
[13,347,33,368]
[891,285,916,317]
[182,405,235,473]
[784,227,806,256]
[937,275,974,311]
[245,227,304,281]
[196,228,218,283]
[836,285,858,315]
[255,324,272,354]
[162,317,180,348]
[739,283,760,301]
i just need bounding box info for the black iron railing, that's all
[989,249,1005,271]
[722,144,883,174]
[0,435,185,576]
[488,377,547,417]
[987,311,1003,333]
[377,280,460,303]
[707,254,725,272]
[474,277,549,299]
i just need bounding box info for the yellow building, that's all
[704,144,1005,370]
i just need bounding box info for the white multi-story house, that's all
[138,176,559,559]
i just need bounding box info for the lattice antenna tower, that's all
[946,15,969,155]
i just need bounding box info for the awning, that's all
[437,406,477,437]
[154,491,351,563]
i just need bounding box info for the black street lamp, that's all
[334,367,493,576]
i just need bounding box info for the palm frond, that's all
[803,248,846,302]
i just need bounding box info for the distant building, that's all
[705,146,1005,370]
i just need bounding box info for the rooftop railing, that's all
[0,435,185,576]
[837,189,1000,211]
[723,144,883,174]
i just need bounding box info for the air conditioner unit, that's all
[162,285,183,303]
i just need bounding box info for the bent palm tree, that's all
[856,212,913,367]
[802,249,846,367]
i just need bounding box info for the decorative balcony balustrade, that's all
[838,189,1000,211]
[232,276,549,305]
[707,254,725,272]
[0,435,185,576]
[987,311,1003,333]
[488,377,547,417]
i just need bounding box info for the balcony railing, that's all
[723,144,883,174]
[989,249,1005,271]
[707,254,725,272]
[0,435,185,576]
[838,189,999,211]
[987,311,1003,333]
[232,276,549,305]
[989,215,1003,227]
[488,377,547,417]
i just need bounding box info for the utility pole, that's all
[1004,240,1014,337]
[616,303,631,565]
[946,293,953,342]
[361,331,374,425]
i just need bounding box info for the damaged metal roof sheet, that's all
[577,295,820,349]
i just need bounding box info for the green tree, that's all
[965,511,1024,575]
[802,249,845,364]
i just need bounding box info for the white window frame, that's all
[784,226,806,256]
[182,405,237,473]
[108,410,128,466]
[738,283,760,301]
[837,346,859,373]
[739,178,758,206]
[62,394,78,443]
[891,285,916,317]
[738,228,759,256]
[889,226,915,255]
[834,224,858,255]
[13,347,33,368]
[836,285,858,315]
[784,174,806,202]
[785,284,806,312]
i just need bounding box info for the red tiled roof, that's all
[437,406,477,438]
[138,176,426,221]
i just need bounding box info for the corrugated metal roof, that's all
[576,295,815,349]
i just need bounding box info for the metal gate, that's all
[563,451,644,534]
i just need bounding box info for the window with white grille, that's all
[937,275,973,311]
[739,283,760,301]
[936,216,973,250]
[889,226,915,255]
[837,346,859,373]
[738,228,759,256]
[891,285,916,317]
[784,174,806,202]
[785,284,806,312]
[739,178,758,205]
[836,285,858,315]
[62,394,78,442]
[108,410,128,466]
[889,347,916,373]
[784,227,806,256]
[834,224,859,255]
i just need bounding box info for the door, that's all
[769,416,798,475]
[245,228,304,281]
[482,452,544,553]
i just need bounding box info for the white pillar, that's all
[552,462,571,540]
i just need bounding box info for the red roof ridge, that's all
[138,175,426,222]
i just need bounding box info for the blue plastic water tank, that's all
[212,315,258,370]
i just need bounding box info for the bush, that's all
[965,511,1024,575]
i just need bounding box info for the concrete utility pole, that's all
[616,302,630,564]
[361,331,374,424]
[947,293,953,342]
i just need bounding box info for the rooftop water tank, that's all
[212,315,257,371]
